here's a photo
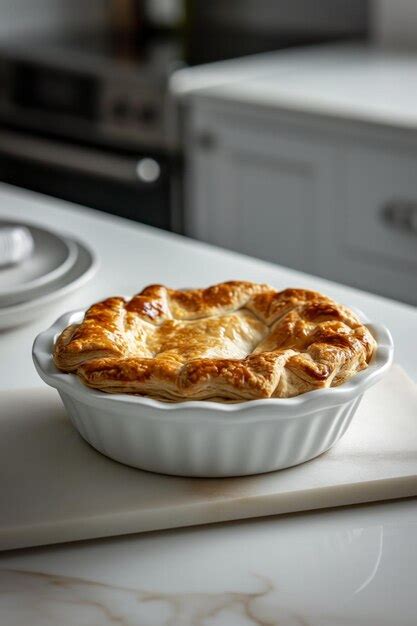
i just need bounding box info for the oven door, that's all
[0,128,177,231]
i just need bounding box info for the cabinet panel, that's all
[344,146,417,269]
[230,151,314,270]
[187,108,335,275]
[316,143,417,304]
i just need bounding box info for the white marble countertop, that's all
[172,43,417,131]
[0,183,416,625]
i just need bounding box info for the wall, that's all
[0,0,107,40]
[198,0,369,35]
[372,0,417,48]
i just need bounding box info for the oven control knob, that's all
[136,158,161,183]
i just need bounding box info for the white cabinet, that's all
[317,144,417,303]
[187,108,335,275]
[185,101,417,304]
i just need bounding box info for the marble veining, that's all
[0,569,308,626]
[1,566,414,626]
[0,500,416,625]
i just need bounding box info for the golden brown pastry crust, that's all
[53,282,376,401]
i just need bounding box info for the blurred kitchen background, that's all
[0,0,416,305]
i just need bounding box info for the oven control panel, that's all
[100,81,168,148]
[0,54,172,151]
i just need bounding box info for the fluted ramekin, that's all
[33,309,393,477]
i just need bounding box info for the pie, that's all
[53,281,376,402]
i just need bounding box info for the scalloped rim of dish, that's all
[33,307,394,420]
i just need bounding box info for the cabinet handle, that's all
[380,200,417,235]
[195,131,217,151]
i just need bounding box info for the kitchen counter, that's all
[172,43,417,132]
[0,183,416,625]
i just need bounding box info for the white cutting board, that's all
[1,365,416,551]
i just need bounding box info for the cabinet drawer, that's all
[344,146,417,269]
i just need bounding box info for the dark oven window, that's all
[12,62,98,121]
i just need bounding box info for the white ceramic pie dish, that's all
[33,309,394,477]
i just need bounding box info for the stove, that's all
[0,31,187,232]
[0,32,185,153]
[0,10,368,233]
